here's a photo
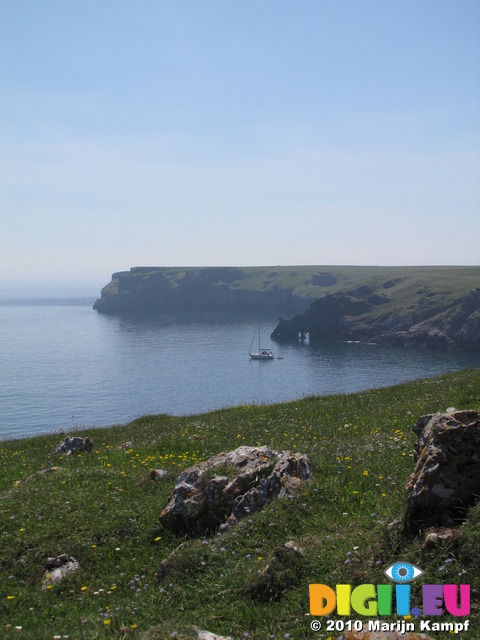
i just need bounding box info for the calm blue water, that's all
[1,297,479,440]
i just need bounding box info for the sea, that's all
[1,295,480,440]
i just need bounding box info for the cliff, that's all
[270,270,480,349]
[93,266,345,315]
[93,266,480,347]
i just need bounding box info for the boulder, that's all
[55,436,93,455]
[159,446,314,535]
[405,410,480,532]
[42,555,79,588]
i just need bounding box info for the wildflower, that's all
[104,619,111,625]
[81,586,87,591]
[362,470,369,476]
[7,595,15,600]
[154,536,162,542]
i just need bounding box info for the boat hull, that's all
[249,350,274,360]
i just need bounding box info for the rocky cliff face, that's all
[271,287,480,348]
[93,267,319,315]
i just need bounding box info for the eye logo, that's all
[384,562,423,583]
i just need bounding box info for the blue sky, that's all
[1,0,479,290]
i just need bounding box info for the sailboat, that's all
[249,324,274,360]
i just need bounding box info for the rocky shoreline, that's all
[271,286,480,349]
[93,266,480,349]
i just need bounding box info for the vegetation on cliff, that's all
[270,267,480,348]
[1,370,479,639]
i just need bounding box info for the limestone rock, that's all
[159,446,314,535]
[42,555,79,588]
[55,436,93,455]
[423,528,458,549]
[405,410,480,532]
[150,469,168,480]
[194,628,233,640]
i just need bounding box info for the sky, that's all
[1,0,479,291]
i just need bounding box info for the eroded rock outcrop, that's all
[42,555,79,589]
[55,436,93,455]
[271,287,480,348]
[159,446,314,535]
[405,410,480,533]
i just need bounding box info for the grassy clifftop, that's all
[1,370,479,639]
[93,265,480,316]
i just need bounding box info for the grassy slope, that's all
[100,265,480,306]
[1,370,479,639]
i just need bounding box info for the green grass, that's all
[1,370,479,639]
[102,265,480,303]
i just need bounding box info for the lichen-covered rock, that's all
[55,436,93,455]
[405,410,480,532]
[159,446,313,535]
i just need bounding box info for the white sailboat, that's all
[249,324,274,360]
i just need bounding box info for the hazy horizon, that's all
[1,1,479,285]
[1,263,479,301]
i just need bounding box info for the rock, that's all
[405,410,480,533]
[423,528,458,549]
[55,436,93,455]
[38,466,64,475]
[121,441,133,450]
[193,628,234,640]
[42,555,79,588]
[150,469,168,480]
[159,446,314,535]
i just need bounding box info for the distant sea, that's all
[1,296,480,440]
